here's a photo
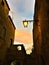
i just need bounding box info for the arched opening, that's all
[11,60,21,65]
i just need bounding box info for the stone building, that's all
[0,0,15,65]
[33,0,49,65]
[5,44,36,65]
[5,44,26,65]
[23,50,35,65]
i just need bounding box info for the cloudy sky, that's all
[7,0,35,23]
[7,0,35,54]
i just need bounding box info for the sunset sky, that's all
[7,0,35,54]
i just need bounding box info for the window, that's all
[2,27,6,38]
[10,39,13,47]
[0,26,6,39]
[1,0,4,6]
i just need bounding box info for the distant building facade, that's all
[5,44,35,65]
[5,45,26,65]
[33,0,49,65]
[0,0,15,65]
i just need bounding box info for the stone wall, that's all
[33,0,49,65]
[0,0,15,65]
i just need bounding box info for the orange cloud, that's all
[14,29,33,44]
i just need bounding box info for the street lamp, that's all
[17,46,22,51]
[23,20,28,27]
[23,19,33,28]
